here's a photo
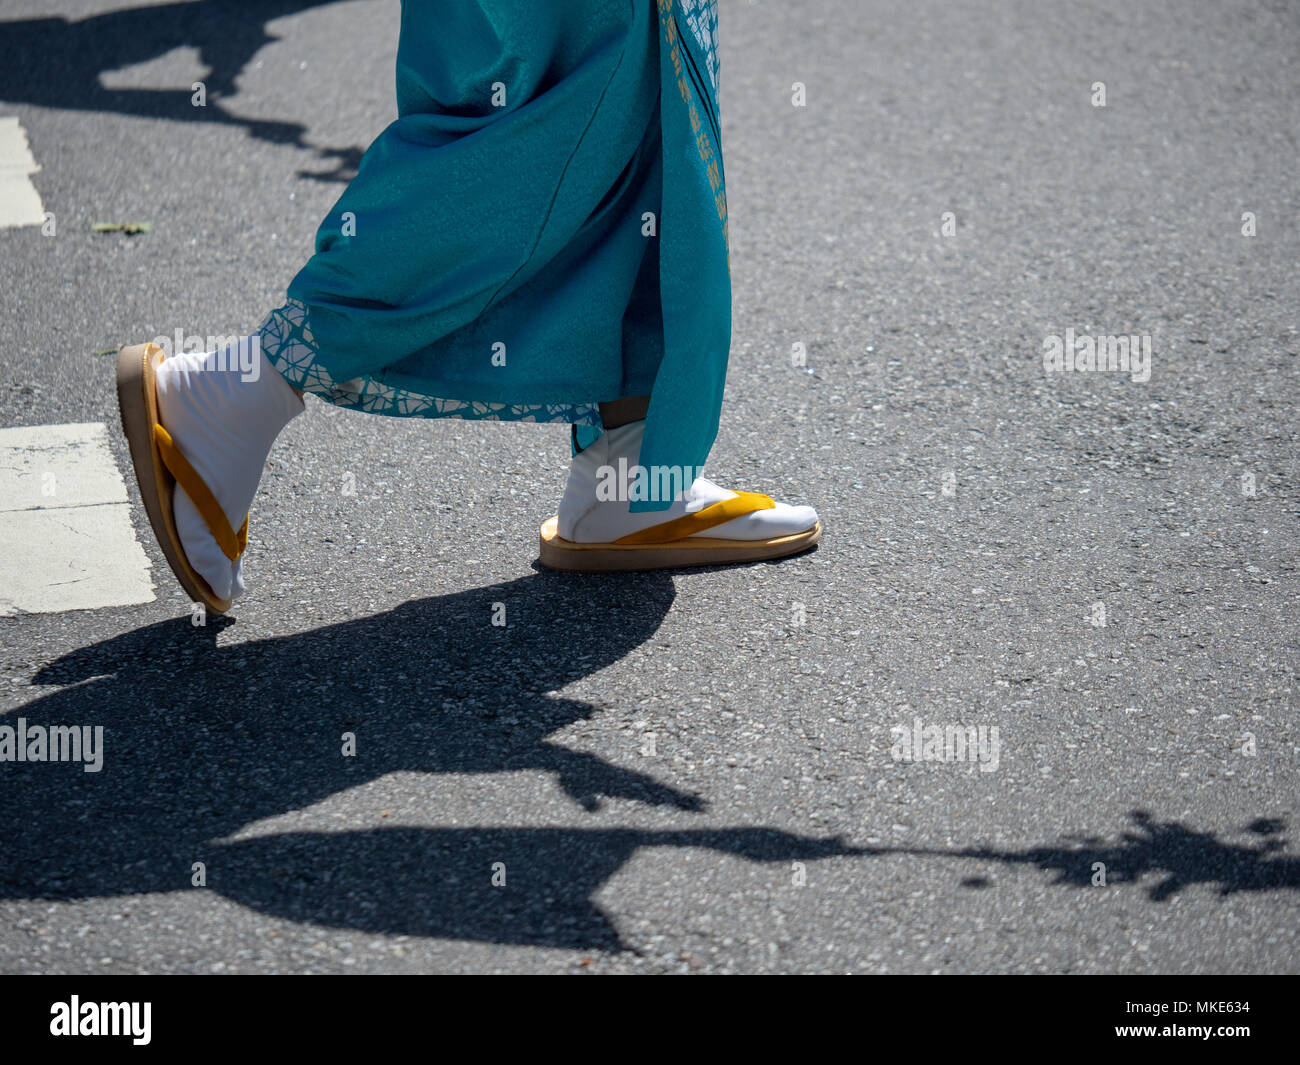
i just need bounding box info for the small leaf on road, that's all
[92,222,153,235]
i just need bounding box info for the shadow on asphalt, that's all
[2,576,1295,950]
[2,572,860,951]
[935,811,1300,902]
[0,0,365,182]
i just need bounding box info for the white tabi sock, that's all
[154,336,304,601]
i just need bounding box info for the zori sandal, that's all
[539,419,822,572]
[538,495,822,571]
[115,342,248,615]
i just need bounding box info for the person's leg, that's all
[122,1,818,605]
[543,1,820,564]
[136,0,648,607]
[597,396,650,430]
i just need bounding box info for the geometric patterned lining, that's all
[259,299,602,426]
[679,0,721,93]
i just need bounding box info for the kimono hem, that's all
[261,0,729,513]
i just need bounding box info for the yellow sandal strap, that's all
[613,492,775,546]
[154,424,249,562]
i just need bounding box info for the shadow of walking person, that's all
[212,825,861,952]
[0,572,860,951]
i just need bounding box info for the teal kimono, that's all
[261,0,729,512]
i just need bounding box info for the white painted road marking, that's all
[0,423,155,615]
[0,116,46,228]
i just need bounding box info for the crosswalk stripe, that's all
[0,116,46,229]
[0,423,155,615]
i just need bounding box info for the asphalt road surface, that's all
[0,0,1296,974]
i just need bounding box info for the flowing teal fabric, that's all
[262,0,730,512]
